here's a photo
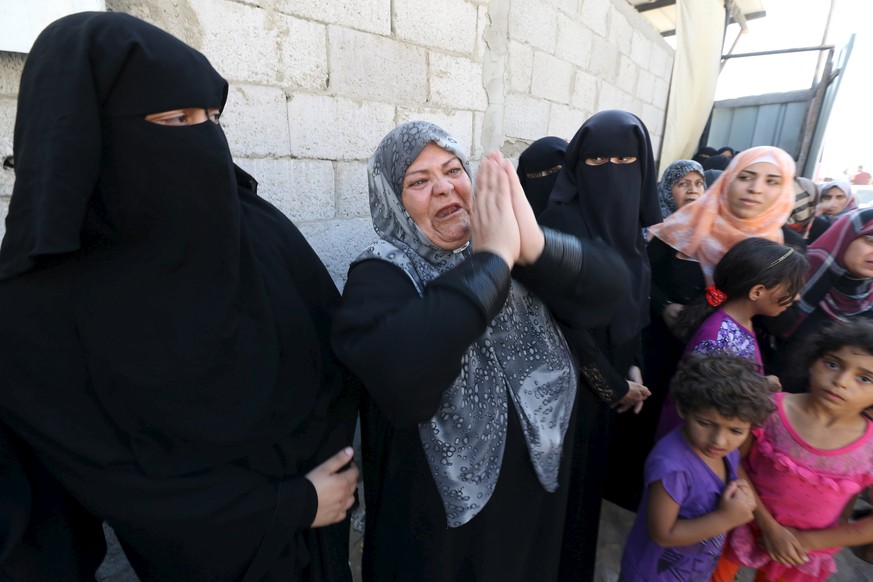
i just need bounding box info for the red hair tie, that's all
[705,285,728,307]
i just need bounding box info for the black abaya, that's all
[0,12,357,580]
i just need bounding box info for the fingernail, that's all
[344,446,354,457]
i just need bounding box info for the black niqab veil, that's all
[546,110,660,344]
[516,136,568,216]
[0,11,354,480]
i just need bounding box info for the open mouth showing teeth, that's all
[436,204,461,219]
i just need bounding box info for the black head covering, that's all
[546,110,660,344]
[704,168,724,188]
[701,153,732,171]
[692,146,718,164]
[517,136,568,216]
[0,12,353,478]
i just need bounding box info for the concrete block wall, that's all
[0,0,673,288]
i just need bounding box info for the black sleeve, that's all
[513,228,630,329]
[332,253,510,428]
[647,237,675,316]
[559,327,629,405]
[781,226,808,253]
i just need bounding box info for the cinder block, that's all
[636,69,656,104]
[336,161,370,219]
[276,16,329,91]
[222,85,291,158]
[556,14,593,68]
[650,46,672,80]
[572,69,599,113]
[508,1,557,53]
[0,197,8,240]
[238,158,336,222]
[297,218,378,289]
[507,41,534,94]
[276,0,390,35]
[642,102,664,137]
[328,27,426,104]
[616,54,638,94]
[589,35,619,81]
[653,77,670,108]
[189,0,279,84]
[553,0,580,16]
[472,111,485,160]
[288,94,395,160]
[580,0,609,37]
[597,82,627,112]
[0,53,25,96]
[395,108,475,159]
[531,52,573,104]
[608,8,633,55]
[630,30,651,69]
[394,0,477,53]
[430,52,488,111]
[503,93,550,141]
[547,103,584,141]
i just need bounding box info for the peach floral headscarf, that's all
[648,146,796,284]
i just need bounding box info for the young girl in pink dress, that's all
[712,320,873,581]
[656,238,808,437]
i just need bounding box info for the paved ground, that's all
[97,500,873,581]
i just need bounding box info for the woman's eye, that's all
[448,167,462,175]
[613,156,637,164]
[584,157,609,166]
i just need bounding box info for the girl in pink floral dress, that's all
[712,320,873,581]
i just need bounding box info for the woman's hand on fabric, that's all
[472,153,520,268]
[662,303,685,335]
[613,367,650,414]
[758,521,809,566]
[500,155,544,265]
[306,447,359,528]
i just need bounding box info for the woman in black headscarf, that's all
[0,12,357,581]
[538,110,661,581]
[516,136,568,216]
[333,121,629,581]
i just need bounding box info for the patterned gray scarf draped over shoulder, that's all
[356,121,578,527]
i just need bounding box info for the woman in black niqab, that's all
[538,110,661,582]
[516,136,568,216]
[0,12,357,581]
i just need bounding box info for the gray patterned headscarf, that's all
[658,159,705,218]
[357,121,578,527]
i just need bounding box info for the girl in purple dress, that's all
[656,238,808,438]
[619,354,774,581]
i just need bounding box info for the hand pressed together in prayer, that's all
[472,152,544,269]
[305,447,359,527]
[614,365,651,414]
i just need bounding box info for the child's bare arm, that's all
[647,479,754,547]
[793,515,873,551]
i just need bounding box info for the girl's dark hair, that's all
[675,238,809,341]
[794,320,873,374]
[671,353,775,426]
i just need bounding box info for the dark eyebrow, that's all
[405,156,461,178]
[738,169,782,179]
